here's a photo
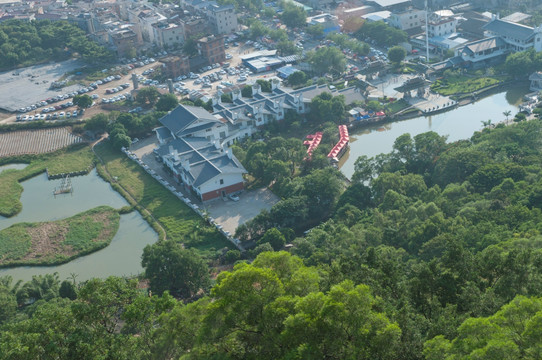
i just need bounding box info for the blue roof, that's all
[276,65,299,79]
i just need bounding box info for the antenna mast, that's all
[425,0,430,64]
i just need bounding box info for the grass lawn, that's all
[386,99,411,114]
[94,141,229,254]
[431,76,500,96]
[0,143,95,217]
[0,206,119,267]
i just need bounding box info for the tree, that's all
[503,110,512,122]
[136,86,160,107]
[424,296,542,359]
[308,46,346,75]
[249,20,268,39]
[84,113,109,132]
[16,273,60,304]
[142,240,211,298]
[280,4,307,28]
[259,227,286,250]
[241,85,253,97]
[276,40,300,56]
[155,93,179,112]
[73,94,93,109]
[388,45,406,64]
[256,79,272,92]
[306,24,324,37]
[59,280,77,300]
[287,71,308,86]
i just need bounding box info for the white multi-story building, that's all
[427,10,457,38]
[206,3,237,35]
[152,21,184,49]
[389,8,424,31]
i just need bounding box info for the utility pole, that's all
[425,0,430,65]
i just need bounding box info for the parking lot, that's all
[204,188,279,235]
[0,59,84,113]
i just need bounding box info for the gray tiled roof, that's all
[159,104,218,137]
[154,126,173,141]
[483,19,535,41]
[159,136,246,189]
[464,36,506,54]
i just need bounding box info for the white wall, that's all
[198,172,244,194]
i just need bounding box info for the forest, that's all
[0,19,113,70]
[2,118,542,359]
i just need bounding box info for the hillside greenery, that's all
[2,118,542,357]
[0,19,113,70]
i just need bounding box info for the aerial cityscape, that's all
[1,0,542,357]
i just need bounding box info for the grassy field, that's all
[0,143,95,217]
[94,141,229,254]
[386,99,411,114]
[0,206,119,267]
[431,75,500,96]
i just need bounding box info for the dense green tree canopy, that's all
[354,20,407,46]
[142,240,211,298]
[307,46,346,75]
[155,93,179,112]
[280,3,307,28]
[388,45,407,64]
[0,19,113,70]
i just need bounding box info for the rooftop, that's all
[483,18,535,41]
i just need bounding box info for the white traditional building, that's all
[154,105,246,202]
[483,16,542,52]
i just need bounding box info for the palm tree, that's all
[481,119,492,128]
[503,110,512,122]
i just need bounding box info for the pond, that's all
[0,169,158,282]
[340,88,528,179]
[0,163,28,174]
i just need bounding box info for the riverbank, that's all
[0,206,119,267]
[0,143,95,217]
[348,81,530,133]
[341,90,524,179]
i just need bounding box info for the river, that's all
[340,87,528,179]
[0,169,158,283]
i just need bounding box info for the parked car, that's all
[228,193,240,201]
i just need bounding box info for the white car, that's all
[228,194,240,201]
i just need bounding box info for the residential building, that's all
[427,10,457,38]
[529,72,542,92]
[389,8,424,31]
[181,16,211,38]
[306,13,340,34]
[152,21,184,48]
[367,0,411,12]
[197,35,225,65]
[109,27,139,57]
[206,3,237,34]
[161,56,191,79]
